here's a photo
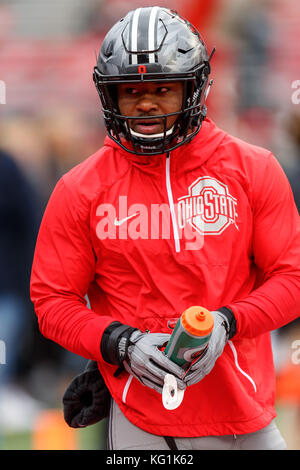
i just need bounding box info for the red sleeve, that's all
[30,177,115,362]
[227,153,300,338]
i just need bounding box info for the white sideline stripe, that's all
[131,8,141,64]
[166,155,181,253]
[148,7,159,63]
[122,374,134,403]
[228,340,257,393]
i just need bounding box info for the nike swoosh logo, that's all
[114,212,139,226]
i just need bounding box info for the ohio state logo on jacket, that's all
[177,176,239,235]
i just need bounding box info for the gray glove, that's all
[124,330,186,394]
[183,310,232,387]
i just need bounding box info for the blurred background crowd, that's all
[0,0,299,450]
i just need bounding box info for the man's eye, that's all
[126,88,138,94]
[157,87,169,94]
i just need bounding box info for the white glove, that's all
[183,311,231,387]
[124,330,186,394]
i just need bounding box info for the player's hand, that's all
[124,330,186,394]
[183,311,231,387]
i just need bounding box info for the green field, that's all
[1,417,107,450]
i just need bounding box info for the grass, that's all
[1,417,107,450]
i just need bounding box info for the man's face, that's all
[117,81,183,135]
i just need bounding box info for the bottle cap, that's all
[181,306,214,336]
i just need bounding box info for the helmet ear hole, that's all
[181,79,205,131]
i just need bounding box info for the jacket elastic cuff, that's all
[100,321,137,366]
[218,307,237,339]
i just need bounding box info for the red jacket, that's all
[30,118,300,436]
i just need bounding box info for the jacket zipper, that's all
[165,152,181,253]
[121,154,180,404]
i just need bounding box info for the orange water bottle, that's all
[164,306,214,369]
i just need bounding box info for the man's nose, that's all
[136,94,159,113]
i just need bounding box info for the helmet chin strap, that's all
[129,126,174,140]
